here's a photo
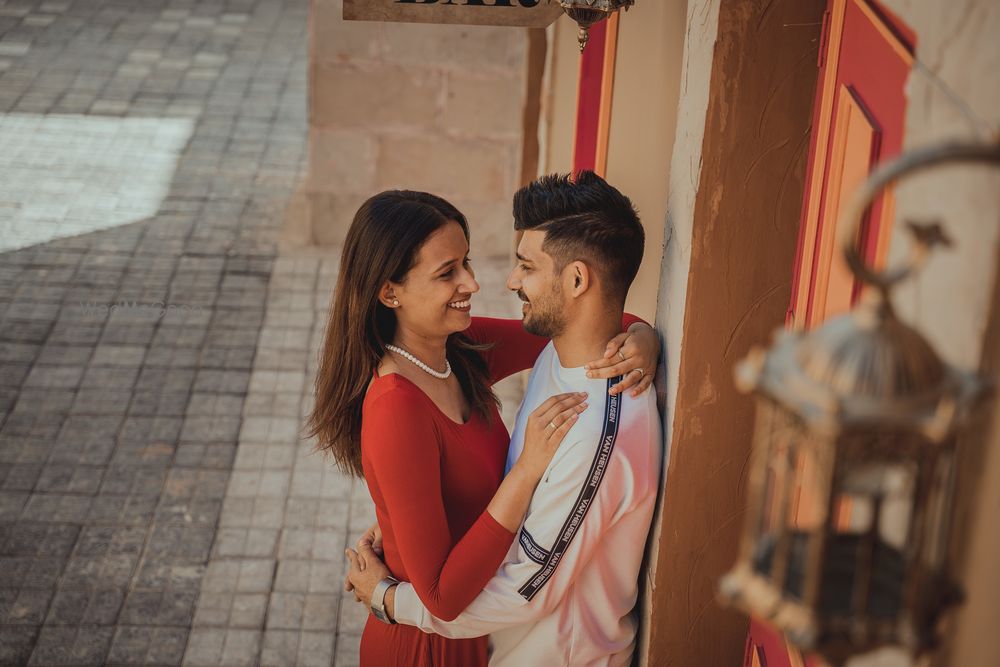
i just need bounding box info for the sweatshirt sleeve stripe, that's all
[517,377,623,601]
[518,528,550,565]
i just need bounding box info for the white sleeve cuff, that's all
[393,582,423,627]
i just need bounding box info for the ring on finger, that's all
[548,421,557,430]
[633,368,645,378]
[618,349,627,362]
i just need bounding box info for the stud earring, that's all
[392,299,399,307]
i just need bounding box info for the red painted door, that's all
[788,0,913,330]
[747,1,914,665]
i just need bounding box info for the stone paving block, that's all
[1,557,65,588]
[212,526,278,559]
[109,625,189,665]
[180,415,241,443]
[29,624,114,665]
[148,626,191,665]
[235,559,277,595]
[0,490,28,521]
[230,592,268,628]
[58,414,122,445]
[278,528,347,561]
[111,440,177,467]
[192,591,233,626]
[301,593,337,631]
[23,363,84,389]
[35,464,105,494]
[21,492,93,523]
[260,628,298,667]
[61,553,140,589]
[0,438,54,465]
[79,365,141,390]
[264,591,303,630]
[336,593,369,636]
[74,525,147,558]
[45,586,125,625]
[146,524,215,564]
[70,388,133,416]
[273,560,310,593]
[185,392,244,417]
[183,627,224,666]
[86,493,158,525]
[308,560,344,594]
[132,561,205,593]
[120,588,198,626]
[243,389,302,416]
[173,442,237,469]
[0,624,39,664]
[220,495,285,529]
[210,628,259,667]
[11,386,76,417]
[90,344,147,367]
[0,463,42,491]
[191,366,253,395]
[1,586,55,625]
[308,498,352,531]
[299,630,336,667]
[1,522,79,558]
[99,466,167,496]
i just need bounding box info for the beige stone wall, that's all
[881,1,1000,369]
[876,3,1000,667]
[538,15,578,177]
[307,0,529,257]
[605,1,687,323]
[537,7,686,323]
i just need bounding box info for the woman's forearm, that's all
[485,465,541,533]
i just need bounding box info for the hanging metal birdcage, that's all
[718,141,1000,665]
[556,0,634,51]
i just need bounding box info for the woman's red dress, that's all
[357,316,641,666]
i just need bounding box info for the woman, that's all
[307,191,656,666]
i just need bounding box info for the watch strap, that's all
[371,576,400,624]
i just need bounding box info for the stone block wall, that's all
[306,0,529,255]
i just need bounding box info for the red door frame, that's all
[572,14,619,176]
[787,0,914,331]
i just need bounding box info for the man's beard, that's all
[519,287,566,338]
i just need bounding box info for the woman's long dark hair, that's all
[305,190,500,477]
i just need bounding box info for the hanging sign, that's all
[343,0,564,28]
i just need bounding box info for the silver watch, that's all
[370,576,400,624]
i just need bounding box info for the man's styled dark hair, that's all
[513,171,644,304]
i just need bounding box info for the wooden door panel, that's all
[811,85,881,322]
[749,1,913,666]
[788,0,912,331]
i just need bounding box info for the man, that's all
[347,171,662,666]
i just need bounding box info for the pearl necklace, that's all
[385,344,452,379]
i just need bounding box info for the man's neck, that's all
[551,308,623,369]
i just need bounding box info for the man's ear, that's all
[378,282,399,308]
[568,261,591,297]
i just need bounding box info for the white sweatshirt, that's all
[394,341,662,666]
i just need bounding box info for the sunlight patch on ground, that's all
[0,113,194,252]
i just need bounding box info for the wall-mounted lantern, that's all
[557,0,634,51]
[718,142,1000,665]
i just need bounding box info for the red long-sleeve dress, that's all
[358,316,641,666]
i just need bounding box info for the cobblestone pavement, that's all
[0,1,525,664]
